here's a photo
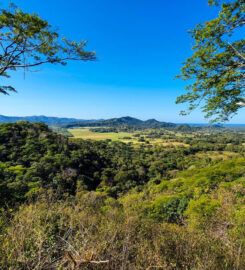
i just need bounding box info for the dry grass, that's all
[1,189,244,269]
[195,151,240,160]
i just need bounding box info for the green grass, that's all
[69,128,139,143]
[69,127,190,147]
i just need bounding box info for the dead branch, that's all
[61,251,110,269]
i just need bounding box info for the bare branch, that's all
[227,42,245,62]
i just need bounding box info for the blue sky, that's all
[1,0,245,123]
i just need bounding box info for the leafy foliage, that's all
[0,4,96,94]
[176,0,245,122]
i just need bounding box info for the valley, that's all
[0,121,244,269]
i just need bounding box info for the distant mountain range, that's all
[0,115,99,126]
[0,115,178,128]
[0,115,226,130]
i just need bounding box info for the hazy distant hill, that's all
[64,116,177,128]
[0,115,178,129]
[0,115,226,130]
[0,115,99,126]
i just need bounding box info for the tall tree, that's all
[0,3,96,94]
[176,0,245,122]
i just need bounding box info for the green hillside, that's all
[0,122,244,269]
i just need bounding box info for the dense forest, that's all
[0,122,244,269]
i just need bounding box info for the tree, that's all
[0,3,96,94]
[176,0,245,122]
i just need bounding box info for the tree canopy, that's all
[0,3,96,94]
[176,0,245,122]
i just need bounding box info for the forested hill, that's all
[0,121,241,207]
[64,116,177,128]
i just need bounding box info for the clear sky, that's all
[1,0,245,123]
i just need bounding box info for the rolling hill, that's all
[64,116,177,128]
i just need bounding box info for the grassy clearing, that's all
[69,128,139,143]
[68,127,190,147]
[161,142,189,147]
[195,151,240,160]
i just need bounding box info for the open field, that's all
[68,127,190,147]
[69,128,138,143]
[195,151,240,160]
